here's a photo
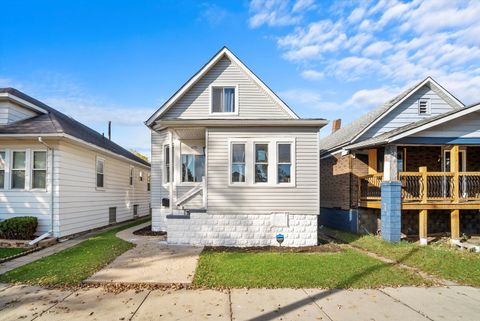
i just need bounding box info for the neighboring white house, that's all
[0,88,151,237]
[146,47,327,246]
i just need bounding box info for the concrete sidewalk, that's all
[85,222,203,285]
[1,284,479,320]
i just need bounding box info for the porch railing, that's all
[359,171,480,203]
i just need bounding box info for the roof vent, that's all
[331,119,342,133]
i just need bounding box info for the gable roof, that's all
[319,77,464,155]
[344,102,480,150]
[0,88,150,167]
[145,47,299,127]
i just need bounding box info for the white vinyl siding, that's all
[0,101,38,125]
[411,112,480,138]
[162,57,293,119]
[360,85,455,139]
[208,127,319,215]
[0,141,55,235]
[55,141,150,237]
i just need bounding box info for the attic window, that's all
[418,99,430,115]
[211,86,237,113]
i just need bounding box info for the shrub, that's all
[0,217,38,240]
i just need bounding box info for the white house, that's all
[146,47,327,246]
[0,88,151,238]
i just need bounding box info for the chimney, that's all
[108,121,112,140]
[331,119,342,133]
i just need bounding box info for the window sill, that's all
[95,187,106,191]
[227,183,296,188]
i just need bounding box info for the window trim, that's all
[10,150,27,190]
[95,156,105,190]
[418,98,431,115]
[0,150,6,190]
[228,138,296,187]
[31,150,48,191]
[209,84,239,115]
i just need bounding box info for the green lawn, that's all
[0,218,149,286]
[326,228,480,287]
[193,247,430,288]
[0,248,25,259]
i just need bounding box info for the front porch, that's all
[357,145,480,242]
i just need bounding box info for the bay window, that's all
[231,143,246,183]
[181,154,205,182]
[254,143,268,183]
[32,151,47,189]
[11,151,26,189]
[277,143,292,183]
[229,139,295,186]
[0,152,5,189]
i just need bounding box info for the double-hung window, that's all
[231,143,246,183]
[139,171,143,182]
[277,143,292,183]
[0,151,5,189]
[96,157,105,188]
[181,154,205,182]
[254,144,268,183]
[147,174,151,191]
[11,151,26,189]
[211,86,236,113]
[32,151,47,189]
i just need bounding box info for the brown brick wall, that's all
[320,153,368,210]
[466,147,480,171]
[320,154,351,210]
[405,146,442,172]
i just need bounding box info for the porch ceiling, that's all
[174,128,205,139]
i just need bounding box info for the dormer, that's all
[0,89,48,125]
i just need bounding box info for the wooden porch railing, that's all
[359,171,480,203]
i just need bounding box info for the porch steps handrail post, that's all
[419,166,428,203]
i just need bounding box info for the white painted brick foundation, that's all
[151,208,167,232]
[164,212,318,247]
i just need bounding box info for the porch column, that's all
[169,129,174,214]
[419,209,428,245]
[381,145,401,243]
[451,209,460,241]
[450,145,461,242]
[368,149,377,174]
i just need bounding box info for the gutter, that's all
[30,137,55,244]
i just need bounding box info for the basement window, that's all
[418,99,430,115]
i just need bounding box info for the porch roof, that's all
[153,118,328,130]
[344,102,480,151]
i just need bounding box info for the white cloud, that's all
[279,88,341,111]
[301,69,324,80]
[250,0,480,104]
[248,0,314,28]
[345,86,401,109]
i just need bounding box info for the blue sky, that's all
[1,0,479,158]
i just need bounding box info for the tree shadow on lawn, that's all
[246,246,422,321]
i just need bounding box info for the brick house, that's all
[320,77,480,244]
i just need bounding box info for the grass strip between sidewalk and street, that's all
[0,248,25,259]
[0,218,149,286]
[194,246,430,288]
[325,228,480,287]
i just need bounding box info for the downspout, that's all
[29,137,54,245]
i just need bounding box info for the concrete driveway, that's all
[85,222,203,285]
[1,284,479,321]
